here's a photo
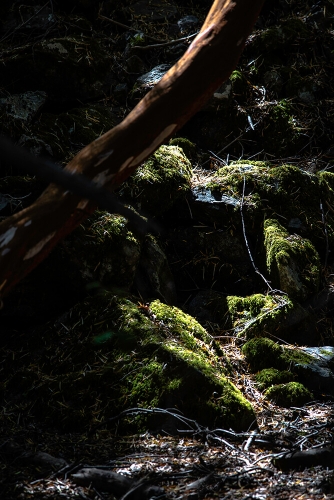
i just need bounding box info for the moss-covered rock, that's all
[23,293,254,431]
[264,218,321,301]
[242,337,314,373]
[203,162,329,256]
[259,100,303,154]
[227,293,294,339]
[169,137,196,159]
[209,163,321,234]
[242,337,285,371]
[62,210,141,289]
[119,145,192,216]
[242,339,328,405]
[264,382,313,407]
[255,368,295,390]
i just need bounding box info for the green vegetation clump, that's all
[207,162,326,251]
[261,100,302,153]
[230,159,270,169]
[62,210,141,289]
[229,70,248,96]
[242,337,284,371]
[264,382,313,407]
[24,293,254,431]
[264,218,321,301]
[169,137,196,159]
[243,337,314,372]
[227,293,293,338]
[119,145,192,215]
[255,368,295,390]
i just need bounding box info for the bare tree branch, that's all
[0,0,265,298]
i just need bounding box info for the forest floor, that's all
[1,0,334,498]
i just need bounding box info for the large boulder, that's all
[4,292,255,432]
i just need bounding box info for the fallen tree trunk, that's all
[0,0,264,299]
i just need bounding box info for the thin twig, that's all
[320,199,329,268]
[132,31,199,50]
[98,13,165,42]
[0,2,53,43]
[244,430,258,451]
[201,120,261,167]
[240,175,272,290]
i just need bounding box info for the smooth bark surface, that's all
[0,0,264,298]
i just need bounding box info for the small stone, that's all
[177,15,199,33]
[137,64,171,87]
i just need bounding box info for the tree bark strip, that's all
[0,0,264,298]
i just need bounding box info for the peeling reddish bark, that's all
[0,0,264,298]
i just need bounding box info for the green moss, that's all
[242,338,284,371]
[119,145,192,215]
[26,293,254,431]
[262,100,303,154]
[230,70,248,96]
[264,382,313,407]
[243,337,314,373]
[255,368,295,390]
[62,210,141,288]
[169,137,196,159]
[230,159,270,169]
[150,300,213,345]
[227,293,293,339]
[207,163,324,249]
[264,218,320,301]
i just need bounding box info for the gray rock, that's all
[177,15,199,33]
[0,91,47,123]
[298,346,334,395]
[192,186,240,208]
[137,64,171,88]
